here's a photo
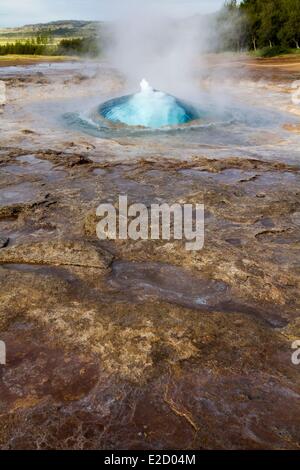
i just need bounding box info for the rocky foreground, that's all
[0,58,299,449]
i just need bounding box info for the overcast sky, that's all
[0,0,225,27]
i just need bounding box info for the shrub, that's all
[258,46,292,57]
[56,37,101,57]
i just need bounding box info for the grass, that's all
[0,54,81,65]
[250,47,300,58]
[0,54,77,60]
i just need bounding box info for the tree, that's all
[257,0,284,48]
[240,0,261,50]
[278,0,300,48]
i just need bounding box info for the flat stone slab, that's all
[0,240,113,270]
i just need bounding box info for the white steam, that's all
[105,0,214,99]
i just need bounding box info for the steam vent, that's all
[99,79,199,128]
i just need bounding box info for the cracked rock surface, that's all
[0,57,299,449]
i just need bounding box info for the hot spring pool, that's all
[62,76,300,153]
[99,79,200,128]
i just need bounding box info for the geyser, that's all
[99,79,199,129]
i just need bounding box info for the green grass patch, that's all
[252,46,300,58]
[0,54,80,63]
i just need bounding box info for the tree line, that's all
[218,0,300,54]
[0,35,50,55]
[0,36,100,57]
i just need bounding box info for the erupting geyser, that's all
[99,79,199,129]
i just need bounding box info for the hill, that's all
[0,20,104,39]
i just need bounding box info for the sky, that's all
[0,0,225,27]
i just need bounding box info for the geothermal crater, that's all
[99,79,199,128]
[63,76,298,145]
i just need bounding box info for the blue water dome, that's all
[99,79,198,129]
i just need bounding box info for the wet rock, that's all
[0,204,24,220]
[0,240,113,270]
[21,129,36,135]
[225,238,243,247]
[65,154,93,167]
[136,156,300,174]
[0,237,9,248]
[64,74,90,85]
[0,287,298,449]
[84,209,99,237]
[0,195,56,220]
[110,261,231,310]
[35,150,93,167]
[0,80,6,106]
[0,59,300,450]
